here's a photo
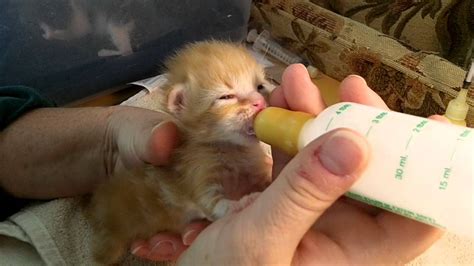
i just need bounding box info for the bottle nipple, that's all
[444,89,469,126]
[254,107,313,155]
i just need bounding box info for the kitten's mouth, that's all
[242,112,261,139]
[246,126,256,136]
[241,123,257,140]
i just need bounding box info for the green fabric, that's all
[0,86,55,130]
[0,86,55,220]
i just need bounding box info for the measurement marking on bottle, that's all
[325,117,334,131]
[365,125,373,137]
[450,129,472,161]
[405,135,413,150]
[438,167,451,190]
[371,111,388,124]
[366,112,388,137]
[450,146,457,162]
[460,129,471,138]
[412,120,429,133]
[395,155,408,180]
[405,120,429,150]
[335,103,352,115]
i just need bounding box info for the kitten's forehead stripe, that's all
[224,80,233,90]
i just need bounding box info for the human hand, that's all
[133,64,444,264]
[263,64,444,264]
[0,104,180,199]
[106,106,179,174]
[106,107,196,260]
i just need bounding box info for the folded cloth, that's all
[0,77,472,265]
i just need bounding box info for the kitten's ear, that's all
[167,83,186,114]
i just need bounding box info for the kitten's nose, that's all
[252,98,266,112]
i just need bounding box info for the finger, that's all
[131,233,187,261]
[309,198,442,264]
[182,221,211,246]
[269,63,326,178]
[275,63,326,114]
[271,151,293,180]
[335,75,388,217]
[429,114,450,123]
[339,75,389,110]
[368,112,444,260]
[269,86,289,109]
[248,129,370,253]
[375,212,444,262]
[146,121,180,166]
[339,196,382,216]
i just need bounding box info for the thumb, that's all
[249,128,370,252]
[145,121,179,165]
[126,120,179,168]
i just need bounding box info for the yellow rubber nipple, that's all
[444,89,469,126]
[254,107,313,155]
[445,59,473,126]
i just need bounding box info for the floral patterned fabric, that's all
[312,0,474,68]
[250,0,473,126]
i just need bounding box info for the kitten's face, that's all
[194,66,270,146]
[165,41,273,146]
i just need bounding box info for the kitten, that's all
[88,41,273,264]
[34,0,137,57]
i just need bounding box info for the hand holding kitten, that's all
[0,105,179,199]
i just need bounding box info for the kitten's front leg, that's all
[39,23,69,40]
[98,21,134,57]
[212,192,261,218]
[189,168,262,221]
[210,198,232,220]
[39,0,91,41]
[202,192,261,221]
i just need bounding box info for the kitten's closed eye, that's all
[218,94,236,100]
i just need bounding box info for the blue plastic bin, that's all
[0,0,251,104]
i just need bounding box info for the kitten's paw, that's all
[39,22,53,40]
[237,192,261,211]
[98,49,120,57]
[211,192,261,220]
[98,48,133,57]
[210,199,233,220]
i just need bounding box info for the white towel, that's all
[0,197,162,265]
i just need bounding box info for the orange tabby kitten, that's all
[88,41,273,264]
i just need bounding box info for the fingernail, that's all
[148,120,179,166]
[131,245,144,255]
[152,120,174,132]
[318,130,368,176]
[182,229,197,246]
[347,74,367,85]
[151,240,176,256]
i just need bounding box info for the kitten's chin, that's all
[228,130,258,146]
[244,133,258,142]
[227,133,256,145]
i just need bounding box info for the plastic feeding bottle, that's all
[254,103,474,238]
[444,60,473,126]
